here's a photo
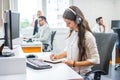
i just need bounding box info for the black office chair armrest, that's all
[42,43,50,52]
[42,43,49,46]
[84,70,106,80]
[85,70,106,76]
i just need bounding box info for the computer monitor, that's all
[0,10,20,57]
[111,20,120,29]
[111,20,120,57]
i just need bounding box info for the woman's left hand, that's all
[62,59,74,67]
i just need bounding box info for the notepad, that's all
[43,58,66,64]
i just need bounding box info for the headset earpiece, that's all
[68,8,82,24]
[76,16,81,24]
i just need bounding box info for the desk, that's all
[0,45,26,75]
[26,52,83,80]
[0,51,83,80]
[26,63,83,80]
[111,47,120,65]
[0,63,83,80]
[21,40,42,53]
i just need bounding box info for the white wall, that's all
[10,0,18,11]
[51,28,69,53]
[0,0,2,26]
[3,0,10,11]
[73,0,114,32]
[114,0,120,19]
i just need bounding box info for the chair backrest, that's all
[42,31,56,52]
[92,33,117,75]
[51,31,56,50]
[33,19,38,35]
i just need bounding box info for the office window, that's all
[18,0,71,29]
[46,0,70,28]
[18,0,42,28]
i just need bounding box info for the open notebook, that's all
[42,58,66,64]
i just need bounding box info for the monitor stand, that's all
[1,52,14,57]
[0,44,14,57]
[0,43,4,56]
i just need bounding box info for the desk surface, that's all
[21,40,42,53]
[21,40,42,47]
[0,63,83,80]
[26,63,83,80]
[0,48,83,80]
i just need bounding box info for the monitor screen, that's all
[0,10,20,56]
[111,20,120,29]
[11,12,20,39]
[4,10,20,49]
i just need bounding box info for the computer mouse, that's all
[26,54,38,58]
[26,38,33,42]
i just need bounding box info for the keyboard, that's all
[26,58,52,70]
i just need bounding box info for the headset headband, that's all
[67,8,76,15]
[67,7,82,24]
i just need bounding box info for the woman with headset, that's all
[50,6,100,75]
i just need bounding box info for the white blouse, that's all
[92,24,104,33]
[64,30,100,75]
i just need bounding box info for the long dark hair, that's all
[63,6,92,61]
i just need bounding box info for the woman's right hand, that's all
[50,54,57,61]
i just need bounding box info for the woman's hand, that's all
[50,54,57,61]
[63,59,74,67]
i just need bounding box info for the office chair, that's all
[112,29,120,70]
[111,20,120,70]
[42,31,56,52]
[33,19,38,35]
[51,31,56,50]
[84,33,117,80]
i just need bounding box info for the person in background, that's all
[33,10,42,35]
[50,6,100,76]
[92,17,106,33]
[33,16,51,50]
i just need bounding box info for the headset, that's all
[67,8,82,24]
